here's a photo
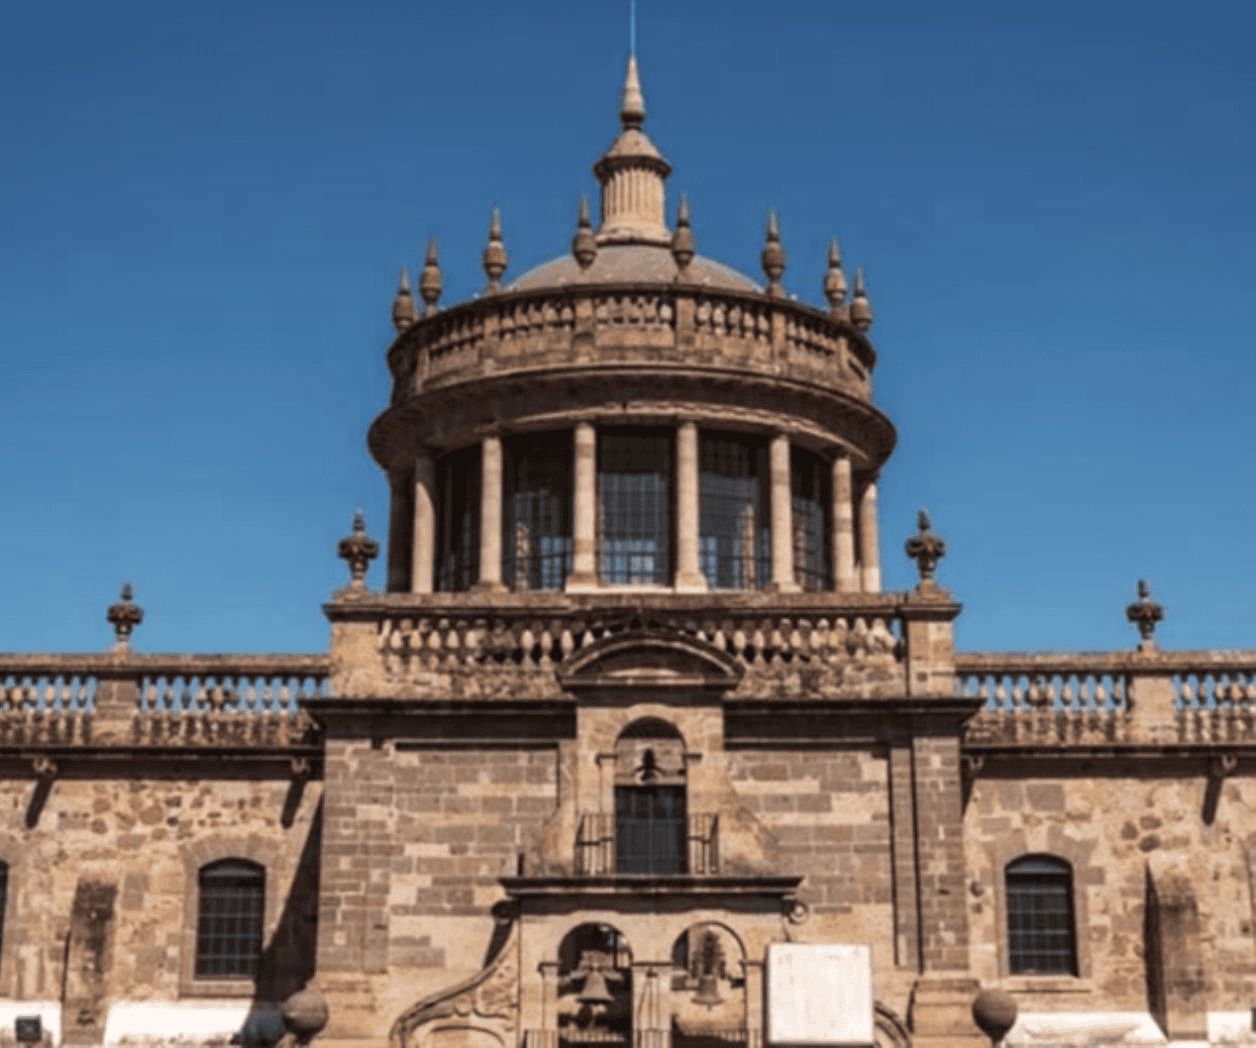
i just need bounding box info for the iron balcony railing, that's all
[575,811,718,876]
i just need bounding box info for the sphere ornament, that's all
[281,988,330,1044]
[971,987,1018,1047]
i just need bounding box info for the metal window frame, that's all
[503,431,574,591]
[790,447,831,591]
[1005,855,1078,976]
[597,429,674,586]
[195,859,265,979]
[698,432,770,590]
[435,445,482,592]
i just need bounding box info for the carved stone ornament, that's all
[337,510,380,589]
[904,510,946,584]
[1126,579,1164,645]
[106,583,143,649]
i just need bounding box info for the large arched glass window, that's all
[196,859,264,978]
[598,429,673,585]
[699,432,770,589]
[504,431,573,591]
[1006,855,1078,975]
[435,445,481,592]
[791,448,830,591]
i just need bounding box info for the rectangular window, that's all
[196,860,265,979]
[615,785,686,875]
[791,449,831,591]
[699,433,770,589]
[504,432,573,591]
[598,430,673,585]
[435,446,481,592]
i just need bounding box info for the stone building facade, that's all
[4,53,1256,1048]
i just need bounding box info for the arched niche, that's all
[556,923,634,1043]
[669,922,748,1046]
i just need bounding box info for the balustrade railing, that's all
[575,812,719,876]
[0,654,328,749]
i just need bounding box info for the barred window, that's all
[791,448,830,591]
[1006,855,1078,975]
[699,432,770,589]
[599,430,672,585]
[0,862,7,969]
[504,432,573,591]
[435,445,481,592]
[196,859,264,978]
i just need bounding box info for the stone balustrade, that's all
[959,650,1256,748]
[0,653,328,750]
[390,283,873,402]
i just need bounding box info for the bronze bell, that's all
[693,973,722,1008]
[578,969,615,1007]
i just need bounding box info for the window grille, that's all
[504,432,573,591]
[435,446,481,592]
[0,862,7,967]
[791,449,830,591]
[1006,855,1078,975]
[196,859,264,978]
[615,785,686,875]
[699,433,770,589]
[599,430,672,585]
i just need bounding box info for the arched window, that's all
[504,431,573,590]
[1006,855,1078,975]
[435,445,481,592]
[699,432,770,589]
[598,429,673,585]
[791,448,830,591]
[196,859,264,978]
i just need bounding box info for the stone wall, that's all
[965,768,1256,1015]
[0,771,321,1022]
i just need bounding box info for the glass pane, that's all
[196,861,264,978]
[1007,863,1077,975]
[615,786,686,875]
[599,431,672,585]
[504,432,573,591]
[699,433,770,589]
[791,448,830,591]
[435,446,481,592]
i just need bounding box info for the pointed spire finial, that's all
[392,266,418,333]
[760,207,786,296]
[418,238,442,317]
[823,237,847,316]
[671,193,695,273]
[571,195,597,269]
[620,53,646,129]
[482,206,509,292]
[850,266,873,331]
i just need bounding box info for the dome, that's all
[509,243,761,293]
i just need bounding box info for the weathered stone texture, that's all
[966,771,1256,1012]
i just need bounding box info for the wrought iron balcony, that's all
[575,811,718,876]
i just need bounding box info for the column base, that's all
[564,571,600,592]
[769,580,802,594]
[471,580,508,594]
[908,975,985,1048]
[674,571,709,593]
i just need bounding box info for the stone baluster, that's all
[567,422,598,590]
[769,434,800,593]
[831,453,858,592]
[674,421,707,591]
[475,436,505,591]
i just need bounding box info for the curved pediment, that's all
[557,629,743,696]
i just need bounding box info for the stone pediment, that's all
[557,629,743,696]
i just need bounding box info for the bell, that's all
[577,969,615,1007]
[693,973,722,1008]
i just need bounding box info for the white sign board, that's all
[766,944,873,1046]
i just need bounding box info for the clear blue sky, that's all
[2,0,1253,655]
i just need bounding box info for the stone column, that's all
[858,476,881,593]
[674,421,707,591]
[832,454,857,592]
[769,434,800,593]
[411,449,435,594]
[475,435,505,591]
[567,422,598,590]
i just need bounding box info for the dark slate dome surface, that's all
[509,244,761,293]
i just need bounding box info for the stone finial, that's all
[418,238,443,317]
[850,266,873,332]
[619,53,647,129]
[571,196,598,269]
[972,988,1018,1048]
[482,207,509,292]
[106,583,143,651]
[905,509,946,585]
[391,266,418,333]
[1126,579,1164,648]
[671,194,695,272]
[760,208,786,296]
[337,510,380,590]
[823,238,847,315]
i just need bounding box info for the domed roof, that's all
[510,243,761,293]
